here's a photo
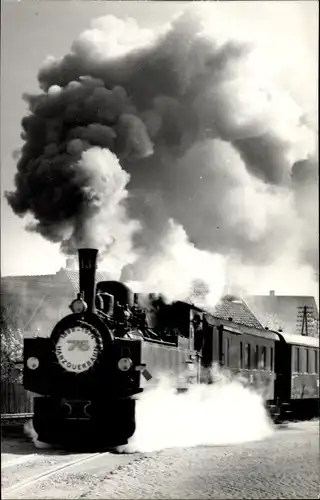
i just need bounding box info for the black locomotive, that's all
[23,248,199,447]
[23,248,319,448]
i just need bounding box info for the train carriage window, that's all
[300,347,306,374]
[294,347,300,373]
[261,346,266,370]
[309,349,314,374]
[270,347,274,371]
[244,344,251,369]
[306,349,309,373]
[315,350,318,374]
[224,338,229,367]
[240,342,243,369]
[254,345,259,369]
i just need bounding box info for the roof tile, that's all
[212,297,264,329]
[58,269,111,292]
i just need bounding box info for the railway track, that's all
[2,451,109,499]
[1,413,33,420]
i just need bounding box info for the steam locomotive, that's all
[23,248,319,448]
[23,248,200,447]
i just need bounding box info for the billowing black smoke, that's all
[5,7,318,300]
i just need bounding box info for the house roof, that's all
[1,274,58,285]
[277,331,319,348]
[2,268,111,293]
[245,293,319,337]
[211,296,264,330]
[188,280,265,330]
[1,267,111,334]
[56,268,111,292]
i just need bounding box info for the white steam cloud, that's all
[6,4,318,300]
[24,420,52,449]
[125,221,226,306]
[120,371,274,453]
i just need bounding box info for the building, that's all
[189,281,264,330]
[1,259,110,338]
[245,290,319,337]
[212,295,264,330]
[2,262,318,339]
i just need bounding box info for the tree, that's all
[0,299,23,382]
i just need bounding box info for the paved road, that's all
[2,421,319,499]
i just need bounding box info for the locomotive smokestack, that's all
[78,248,98,313]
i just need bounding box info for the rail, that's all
[2,452,104,498]
[1,412,33,420]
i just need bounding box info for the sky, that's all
[1,0,318,299]
[1,0,190,276]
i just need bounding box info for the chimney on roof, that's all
[269,290,275,297]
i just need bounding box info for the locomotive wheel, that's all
[33,397,60,445]
[82,398,136,448]
[108,398,136,445]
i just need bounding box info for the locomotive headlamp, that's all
[69,297,87,314]
[118,357,133,372]
[27,357,39,370]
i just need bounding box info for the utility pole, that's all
[296,305,314,336]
